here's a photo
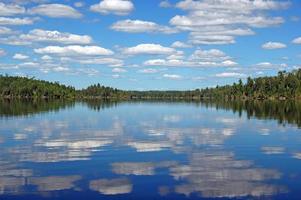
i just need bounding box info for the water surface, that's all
[0,100,300,200]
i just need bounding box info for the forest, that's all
[0,75,76,98]
[1,69,301,100]
[200,70,301,100]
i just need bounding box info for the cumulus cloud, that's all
[143,48,237,68]
[0,26,13,34]
[144,59,188,67]
[190,49,229,61]
[77,68,99,76]
[0,17,36,25]
[255,62,287,69]
[34,45,114,56]
[171,41,192,48]
[292,37,301,44]
[41,55,52,60]
[0,2,25,16]
[90,0,134,15]
[20,29,92,45]
[159,0,172,8]
[123,44,175,55]
[215,72,246,78]
[163,74,182,80]
[256,62,273,67]
[13,53,28,60]
[169,0,289,45]
[262,42,286,49]
[111,19,177,34]
[0,29,92,46]
[138,68,159,74]
[112,68,127,73]
[221,60,238,67]
[78,58,123,67]
[29,4,82,18]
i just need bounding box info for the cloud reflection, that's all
[28,176,81,192]
[170,151,286,198]
[261,147,285,155]
[89,178,132,195]
[0,102,296,199]
[112,161,177,176]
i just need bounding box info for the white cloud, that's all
[112,74,121,78]
[143,48,237,68]
[0,17,36,25]
[221,60,238,67]
[255,62,288,69]
[13,53,28,60]
[163,74,182,80]
[167,51,185,60]
[262,42,286,49]
[292,37,301,44]
[171,41,192,48]
[123,44,175,55]
[19,62,39,67]
[256,62,273,67]
[159,0,172,8]
[169,0,289,45]
[0,2,25,16]
[0,36,31,45]
[78,58,123,67]
[111,19,177,34]
[20,29,92,44]
[90,0,134,16]
[34,45,114,56]
[77,68,99,76]
[190,49,229,61]
[29,4,82,18]
[189,34,235,45]
[112,68,127,73]
[144,59,186,67]
[186,27,254,45]
[176,0,290,11]
[0,29,92,46]
[0,26,13,34]
[215,72,246,78]
[41,55,52,60]
[138,68,159,74]
[52,66,70,72]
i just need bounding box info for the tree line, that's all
[0,75,76,98]
[200,69,301,100]
[1,69,301,100]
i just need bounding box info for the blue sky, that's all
[0,0,300,90]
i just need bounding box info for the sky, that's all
[0,0,300,90]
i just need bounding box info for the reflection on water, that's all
[171,151,285,198]
[89,178,132,195]
[0,100,300,199]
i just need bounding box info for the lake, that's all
[0,100,301,200]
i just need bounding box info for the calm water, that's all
[0,100,301,200]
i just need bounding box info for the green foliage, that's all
[1,69,301,100]
[199,69,301,100]
[0,75,76,99]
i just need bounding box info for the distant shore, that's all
[1,69,301,100]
